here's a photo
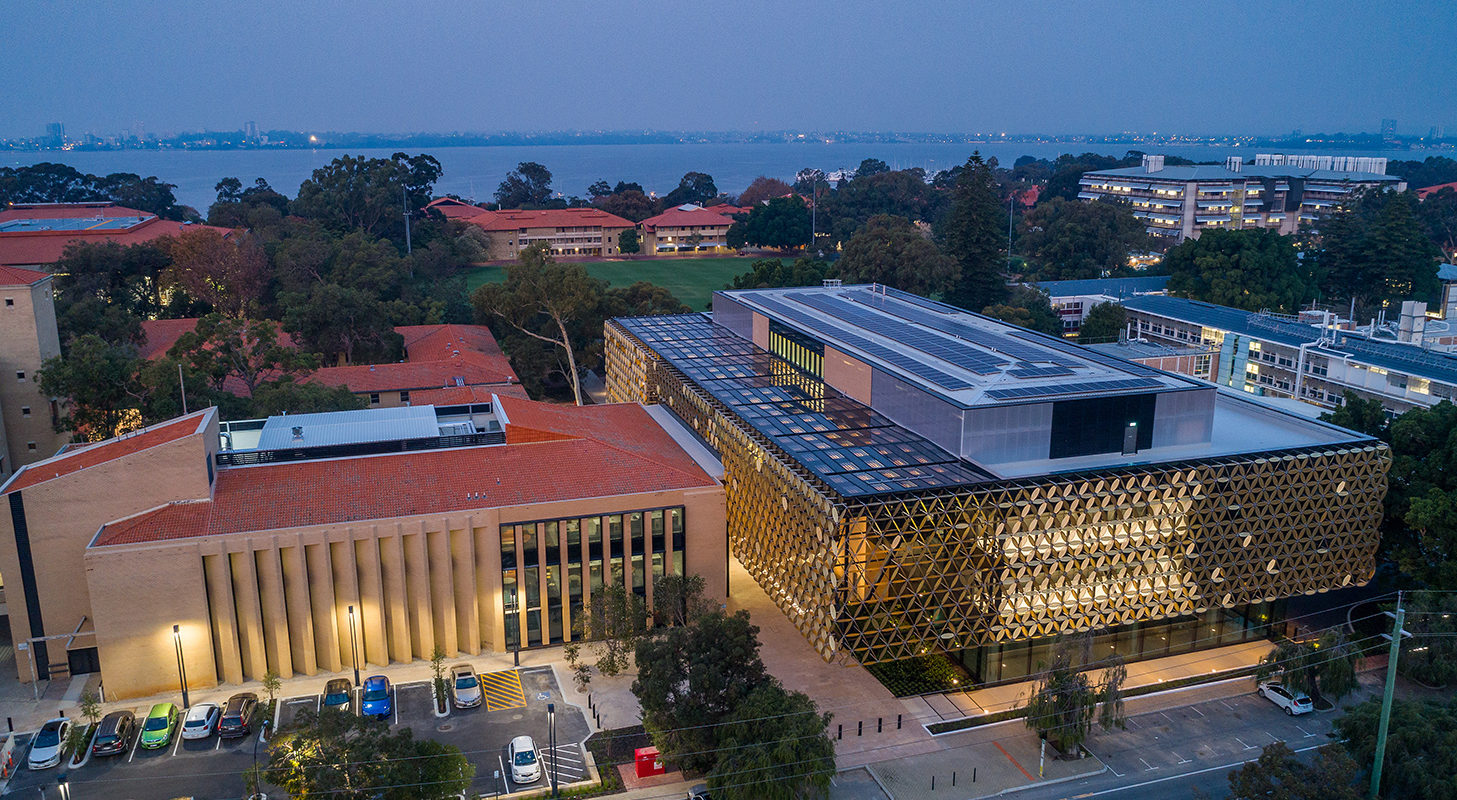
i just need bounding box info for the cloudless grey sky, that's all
[6,0,1453,138]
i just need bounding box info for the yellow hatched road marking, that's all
[481,669,527,710]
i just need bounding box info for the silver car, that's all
[181,702,221,740]
[451,664,482,709]
[1258,681,1314,715]
[28,717,71,770]
[509,734,541,784]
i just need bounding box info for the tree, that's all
[1320,390,1389,438]
[160,228,269,318]
[982,285,1062,336]
[1397,592,1457,686]
[604,282,691,316]
[817,168,943,246]
[726,257,835,291]
[1019,197,1152,280]
[1418,186,1457,259]
[707,681,834,800]
[266,708,473,800]
[1042,153,1137,203]
[1023,636,1126,755]
[262,669,282,714]
[835,215,958,296]
[169,314,318,398]
[208,177,290,228]
[282,283,401,365]
[854,158,890,178]
[940,153,1008,311]
[651,573,712,628]
[495,161,554,208]
[587,180,613,199]
[292,153,442,240]
[1256,630,1361,706]
[1164,228,1313,312]
[727,196,810,250]
[583,582,648,677]
[663,171,718,207]
[738,176,793,207]
[38,334,144,441]
[633,609,769,773]
[1225,742,1362,800]
[249,378,366,417]
[618,228,640,254]
[1335,695,1457,800]
[80,691,102,730]
[471,244,602,404]
[1318,189,1441,316]
[49,240,171,343]
[0,162,186,219]
[597,189,657,222]
[1077,302,1126,343]
[430,646,448,711]
[1384,401,1457,587]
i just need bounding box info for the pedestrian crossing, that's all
[480,669,527,711]
[542,743,588,783]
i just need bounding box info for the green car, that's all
[139,703,179,749]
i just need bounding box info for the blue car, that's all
[361,675,392,720]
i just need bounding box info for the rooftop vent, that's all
[1225,156,1243,172]
[1142,154,1165,173]
[291,425,304,440]
[822,278,843,288]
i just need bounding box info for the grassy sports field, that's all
[462,256,786,311]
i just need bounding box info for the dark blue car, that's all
[361,675,392,720]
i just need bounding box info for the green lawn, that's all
[463,256,785,311]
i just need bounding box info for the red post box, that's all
[634,745,666,778]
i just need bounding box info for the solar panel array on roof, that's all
[1006,364,1075,379]
[615,314,993,496]
[843,289,1079,367]
[750,296,977,391]
[984,377,1163,401]
[789,292,1009,374]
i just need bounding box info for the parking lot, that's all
[1,665,592,799]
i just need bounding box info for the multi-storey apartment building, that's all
[1079,154,1405,242]
[0,397,726,697]
[0,266,66,478]
[1124,294,1457,415]
[606,284,1387,684]
[637,204,741,254]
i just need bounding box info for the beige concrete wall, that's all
[0,411,217,682]
[823,347,874,405]
[83,483,726,699]
[0,278,66,471]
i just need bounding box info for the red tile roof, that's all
[308,324,519,393]
[0,265,50,286]
[424,198,492,219]
[0,207,232,267]
[93,400,714,546]
[1418,181,1457,199]
[3,411,210,494]
[462,207,634,232]
[639,205,737,232]
[408,384,530,405]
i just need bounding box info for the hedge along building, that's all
[605,284,1389,684]
[0,397,725,699]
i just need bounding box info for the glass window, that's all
[672,551,684,577]
[521,526,538,568]
[525,609,541,647]
[652,552,665,579]
[608,515,623,560]
[632,554,646,596]
[546,565,562,643]
[670,508,684,553]
[524,565,540,610]
[649,510,665,555]
[501,526,516,570]
[544,521,560,565]
[565,520,581,564]
[587,517,603,562]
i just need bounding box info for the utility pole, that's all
[1006,190,1016,274]
[1370,592,1406,799]
[178,362,188,415]
[403,186,413,256]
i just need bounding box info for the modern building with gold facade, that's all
[0,396,725,698]
[605,284,1389,683]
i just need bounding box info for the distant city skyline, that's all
[6,1,1454,140]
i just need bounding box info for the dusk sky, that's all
[8,0,1453,139]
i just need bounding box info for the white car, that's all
[1258,681,1314,715]
[181,703,221,740]
[28,717,71,770]
[509,734,541,784]
[451,664,482,709]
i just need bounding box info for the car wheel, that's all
[1285,706,1294,716]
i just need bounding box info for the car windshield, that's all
[455,675,478,690]
[514,750,537,766]
[363,687,388,701]
[36,726,61,747]
[144,716,169,732]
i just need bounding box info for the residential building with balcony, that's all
[1079,154,1405,243]
[1124,294,1457,416]
[1033,275,1171,337]
[637,204,740,254]
[425,200,635,260]
[606,284,1387,685]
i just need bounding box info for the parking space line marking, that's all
[1160,712,1173,724]
[499,754,511,792]
[128,729,141,762]
[1295,724,1316,738]
[994,741,1037,782]
[215,735,222,750]
[1139,757,1158,772]
[1220,700,1235,711]
[171,730,183,757]
[1171,751,1191,765]
[481,669,528,711]
[1235,736,1257,750]
[1266,730,1282,743]
[393,686,400,726]
[1190,706,1204,717]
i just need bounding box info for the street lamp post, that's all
[547,702,558,797]
[348,605,361,687]
[172,625,189,709]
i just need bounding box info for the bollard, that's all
[877,717,882,733]
[897,713,902,730]
[931,775,936,791]
[973,767,977,782]
[6,717,11,732]
[836,724,842,741]
[953,771,957,787]
[857,720,863,736]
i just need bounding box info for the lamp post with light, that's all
[547,702,559,797]
[348,605,361,687]
[172,625,190,709]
